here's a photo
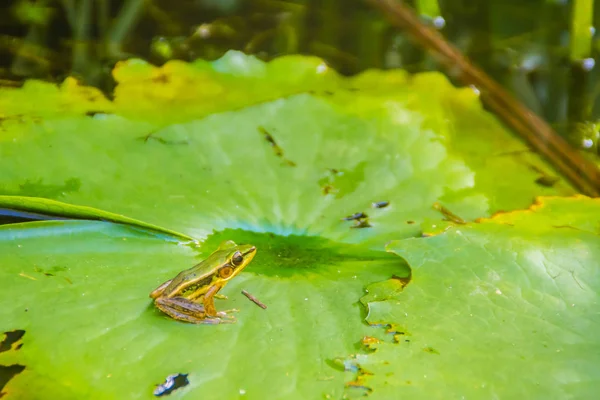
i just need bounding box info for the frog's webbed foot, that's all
[214,294,228,300]
[217,308,240,315]
[213,309,239,323]
[201,316,236,325]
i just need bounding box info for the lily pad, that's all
[0,53,574,245]
[0,220,408,399]
[0,52,585,398]
[353,196,600,398]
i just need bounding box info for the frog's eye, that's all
[231,251,244,266]
[219,266,234,278]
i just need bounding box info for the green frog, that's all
[150,240,257,324]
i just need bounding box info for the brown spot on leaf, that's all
[85,111,110,117]
[345,368,374,395]
[386,324,407,336]
[152,73,170,84]
[535,175,560,187]
[258,126,296,167]
[423,346,440,355]
[361,336,381,346]
[138,131,189,146]
[350,219,372,229]
[391,274,411,288]
[322,184,336,195]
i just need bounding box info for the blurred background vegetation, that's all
[0,0,599,155]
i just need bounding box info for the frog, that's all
[150,240,257,324]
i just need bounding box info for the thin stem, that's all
[414,0,440,19]
[59,0,77,29]
[96,0,109,39]
[570,0,594,61]
[367,0,600,196]
[72,0,92,77]
[106,0,145,58]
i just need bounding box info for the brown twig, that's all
[241,290,267,309]
[367,0,600,196]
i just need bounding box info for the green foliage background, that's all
[2,0,600,153]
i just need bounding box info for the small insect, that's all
[372,201,390,209]
[154,373,189,397]
[342,212,367,221]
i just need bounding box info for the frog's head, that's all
[216,241,257,281]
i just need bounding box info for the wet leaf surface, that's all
[0,52,585,399]
[353,196,600,398]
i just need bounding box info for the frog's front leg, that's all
[155,297,234,324]
[196,284,238,320]
[201,284,223,316]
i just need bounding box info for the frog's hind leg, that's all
[155,296,205,323]
[155,297,234,324]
